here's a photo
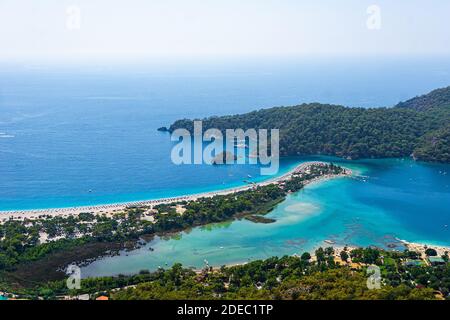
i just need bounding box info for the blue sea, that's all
[1,56,450,276]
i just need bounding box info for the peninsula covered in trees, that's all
[168,86,450,163]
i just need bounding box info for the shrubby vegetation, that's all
[8,246,448,300]
[0,211,152,271]
[169,87,450,162]
[109,247,448,300]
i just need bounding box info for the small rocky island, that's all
[157,126,169,132]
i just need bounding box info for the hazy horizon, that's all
[1,0,450,64]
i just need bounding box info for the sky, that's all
[1,0,450,63]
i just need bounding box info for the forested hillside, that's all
[414,125,450,163]
[112,247,448,300]
[168,87,450,162]
[396,86,450,111]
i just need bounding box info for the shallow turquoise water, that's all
[81,158,450,278]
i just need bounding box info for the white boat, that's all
[0,132,14,138]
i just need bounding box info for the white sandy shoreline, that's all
[398,239,450,257]
[0,161,352,222]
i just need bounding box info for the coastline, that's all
[204,240,450,275]
[0,161,352,222]
[398,239,450,258]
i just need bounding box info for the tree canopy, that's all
[168,87,450,163]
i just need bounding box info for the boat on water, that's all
[324,240,336,245]
[0,132,14,138]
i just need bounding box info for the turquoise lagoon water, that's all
[81,158,450,278]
